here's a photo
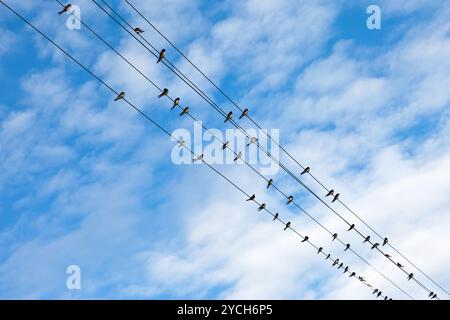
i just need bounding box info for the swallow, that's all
[134,27,144,34]
[317,247,323,254]
[371,243,379,250]
[384,254,391,258]
[332,193,340,203]
[266,179,273,189]
[338,263,343,269]
[396,262,404,268]
[246,194,255,201]
[193,154,203,162]
[384,296,388,300]
[325,254,331,260]
[325,190,334,197]
[239,108,249,119]
[382,237,389,246]
[332,233,338,241]
[407,273,414,281]
[224,111,233,123]
[222,141,229,150]
[273,213,279,221]
[431,293,437,299]
[349,272,356,278]
[179,107,190,116]
[428,292,434,298]
[358,276,366,282]
[58,4,72,15]
[373,289,378,294]
[344,244,350,251]
[348,224,355,231]
[157,49,165,63]
[301,236,309,243]
[158,88,169,98]
[114,91,125,101]
[233,151,242,162]
[300,167,310,175]
[377,291,382,298]
[363,236,371,243]
[246,137,258,146]
[283,221,291,230]
[343,266,349,274]
[286,195,294,205]
[332,259,339,267]
[258,203,266,211]
[171,97,180,110]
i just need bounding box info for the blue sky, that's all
[0,0,450,299]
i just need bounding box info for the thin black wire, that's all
[74,0,415,299]
[0,0,389,299]
[123,0,448,297]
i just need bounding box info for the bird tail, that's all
[157,58,162,63]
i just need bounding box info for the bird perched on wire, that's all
[222,141,229,150]
[286,195,294,205]
[431,293,437,299]
[171,97,180,110]
[114,91,125,101]
[358,276,366,282]
[325,190,334,197]
[266,179,273,189]
[246,194,255,201]
[134,27,144,34]
[157,49,166,63]
[58,4,72,15]
[317,247,323,254]
[382,237,389,246]
[371,243,379,250]
[343,266,349,274]
[239,108,249,119]
[258,203,266,211]
[325,253,331,260]
[407,273,414,281]
[179,107,190,116]
[349,272,356,278]
[332,193,340,203]
[332,259,339,267]
[384,253,391,258]
[233,151,242,162]
[158,88,169,98]
[348,224,355,231]
[273,213,279,221]
[338,262,344,269]
[283,222,291,230]
[344,244,350,251]
[301,167,310,175]
[246,137,258,146]
[373,289,378,295]
[396,262,404,268]
[193,154,203,162]
[377,291,382,298]
[384,296,388,300]
[428,292,435,298]
[363,236,371,243]
[301,236,309,243]
[224,111,233,123]
[331,233,338,241]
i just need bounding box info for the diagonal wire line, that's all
[0,0,393,299]
[61,0,415,299]
[122,0,448,297]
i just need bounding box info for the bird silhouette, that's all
[407,273,414,281]
[325,253,331,260]
[266,179,273,189]
[157,49,165,63]
[373,289,378,294]
[273,213,279,221]
[283,222,291,230]
[233,151,242,162]
[428,291,434,298]
[114,91,125,101]
[377,291,382,298]
[343,266,349,274]
[193,154,203,162]
[396,262,404,268]
[348,224,355,231]
[384,296,388,300]
[179,107,190,116]
[222,141,229,150]
[332,233,338,241]
[246,137,258,146]
[171,97,180,110]
[301,236,309,243]
[286,195,294,205]
[239,108,249,119]
[224,111,233,123]
[158,88,169,98]
[338,262,343,269]
[317,247,323,254]
[258,203,266,211]
[332,193,340,203]
[358,276,366,282]
[384,254,391,258]
[383,237,389,246]
[134,27,144,34]
[431,293,437,299]
[246,194,255,201]
[300,167,310,175]
[344,244,350,251]
[363,236,371,243]
[58,4,72,15]
[371,243,379,250]
[349,272,356,278]
[332,259,339,267]
[325,190,334,197]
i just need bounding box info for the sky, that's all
[0,0,449,299]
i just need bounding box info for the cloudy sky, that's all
[0,0,449,299]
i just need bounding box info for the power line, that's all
[0,0,391,299]
[122,0,448,297]
[67,0,414,299]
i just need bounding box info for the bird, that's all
[343,266,349,274]
[224,111,233,123]
[382,237,389,246]
[283,222,291,230]
[193,154,203,162]
[325,190,334,197]
[177,140,186,148]
[266,179,273,189]
[431,293,437,299]
[114,91,125,101]
[358,276,366,282]
[171,97,180,110]
[273,213,279,221]
[344,244,350,251]
[332,259,339,267]
[58,4,72,15]
[258,203,266,211]
[246,194,255,201]
[300,167,310,175]
[325,254,331,260]
[373,289,378,294]
[158,88,169,98]
[371,243,379,249]
[396,262,404,268]
[331,233,338,241]
[317,247,323,254]
[338,262,343,269]
[363,236,371,243]
[377,291,382,298]
[239,108,249,119]
[246,137,258,146]
[384,254,391,258]
[384,296,388,300]
[349,272,356,278]
[157,49,165,63]
[222,141,229,150]
[179,107,190,116]
[428,292,434,298]
[407,273,414,281]
[348,224,355,231]
[286,195,294,205]
[134,27,144,34]
[332,193,340,203]
[233,151,242,162]
[301,236,309,243]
